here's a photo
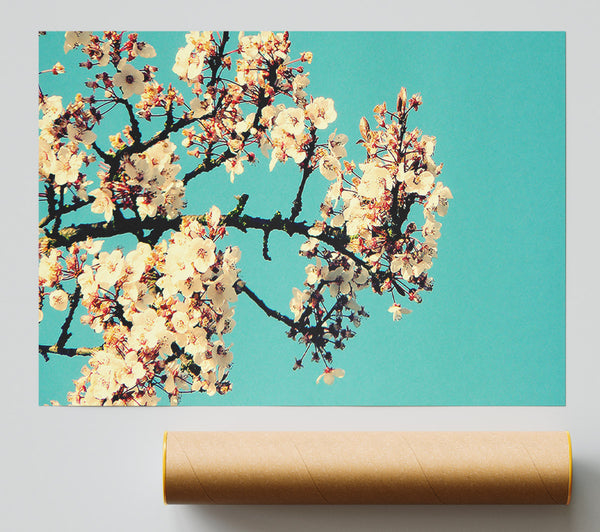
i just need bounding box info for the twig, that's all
[39,197,93,228]
[39,344,100,361]
[119,97,142,144]
[55,284,82,349]
[237,281,295,328]
[290,130,317,221]
[51,185,65,235]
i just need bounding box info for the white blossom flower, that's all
[328,131,348,158]
[319,155,341,180]
[162,181,186,220]
[308,221,325,236]
[225,157,244,183]
[425,182,453,217]
[207,205,221,229]
[190,96,213,118]
[113,62,145,99]
[222,246,241,272]
[94,250,125,290]
[290,287,309,321]
[117,352,147,388]
[325,266,354,297]
[206,271,238,310]
[292,73,310,104]
[422,213,442,243]
[161,243,195,285]
[77,237,103,257]
[357,164,392,199]
[316,367,345,385]
[39,249,62,288]
[404,170,435,195]
[171,311,190,334]
[136,196,159,220]
[96,41,111,67]
[131,41,156,58]
[305,97,337,129]
[390,253,415,281]
[275,107,306,137]
[190,237,216,273]
[49,289,69,311]
[305,258,328,286]
[172,40,206,85]
[238,32,261,60]
[130,308,168,349]
[90,188,115,222]
[200,370,217,396]
[78,265,98,295]
[388,304,412,321]
[52,145,83,186]
[64,31,92,54]
[67,123,97,146]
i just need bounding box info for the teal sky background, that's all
[38,31,565,406]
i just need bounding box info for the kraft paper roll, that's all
[163,431,572,505]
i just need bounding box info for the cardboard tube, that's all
[163,431,572,505]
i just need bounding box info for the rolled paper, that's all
[163,431,572,505]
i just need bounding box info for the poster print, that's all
[39,31,565,406]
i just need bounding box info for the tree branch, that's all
[209,31,230,80]
[182,149,223,184]
[39,197,93,228]
[91,141,113,164]
[44,183,56,217]
[43,202,371,277]
[55,284,82,350]
[39,344,100,361]
[51,185,65,235]
[237,281,295,329]
[119,97,142,144]
[390,116,409,227]
[290,130,317,221]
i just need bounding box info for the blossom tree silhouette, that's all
[39,31,452,405]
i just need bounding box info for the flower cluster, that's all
[172,31,215,91]
[66,31,157,99]
[39,95,96,204]
[176,31,315,185]
[68,211,240,405]
[281,90,451,382]
[91,138,185,222]
[38,237,103,322]
[287,238,370,377]
[317,89,452,306]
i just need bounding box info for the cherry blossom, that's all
[67,123,97,146]
[316,367,345,385]
[113,62,145,99]
[306,97,337,129]
[52,144,84,186]
[131,41,156,59]
[64,31,92,53]
[388,304,412,321]
[90,188,115,222]
[49,289,69,311]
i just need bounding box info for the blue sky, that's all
[39,31,565,405]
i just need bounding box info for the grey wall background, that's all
[2,1,598,530]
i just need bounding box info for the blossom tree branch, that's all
[54,284,82,349]
[38,31,452,405]
[236,281,295,329]
[39,345,100,361]
[290,129,318,221]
